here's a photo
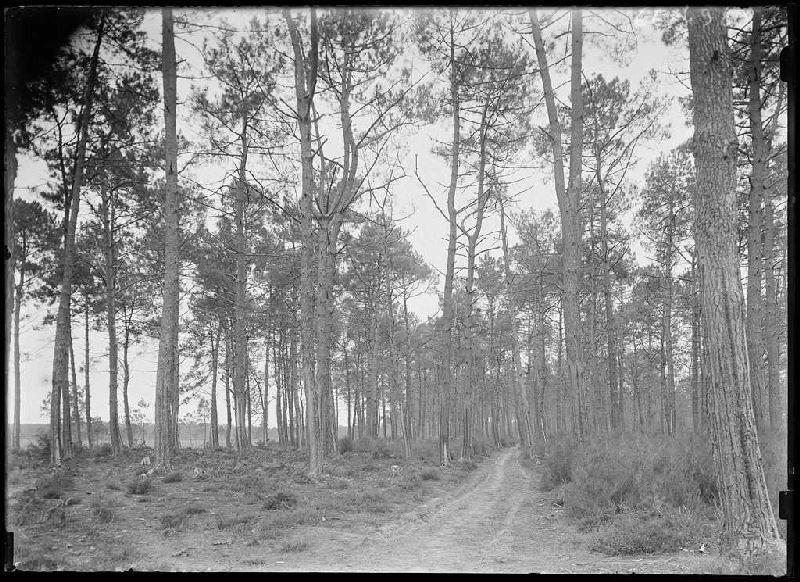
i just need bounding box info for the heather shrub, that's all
[540,436,578,491]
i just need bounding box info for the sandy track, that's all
[250,447,721,573]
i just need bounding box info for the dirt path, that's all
[210,447,721,573]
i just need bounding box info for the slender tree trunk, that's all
[49,17,103,465]
[263,334,269,443]
[691,252,703,432]
[154,7,180,470]
[68,324,82,448]
[84,298,93,450]
[12,254,25,451]
[122,322,133,447]
[763,200,781,429]
[102,188,122,455]
[687,6,782,558]
[531,9,587,439]
[5,118,16,455]
[225,328,233,450]
[437,12,461,466]
[746,7,769,433]
[210,324,220,448]
[285,8,320,474]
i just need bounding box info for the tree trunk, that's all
[225,328,232,450]
[12,249,25,451]
[68,324,82,448]
[84,298,93,450]
[531,9,587,439]
[763,200,781,429]
[745,7,769,433]
[210,324,220,448]
[5,116,17,455]
[49,17,103,465]
[687,6,782,558]
[122,321,133,447]
[102,188,122,455]
[285,8,321,475]
[268,332,272,445]
[154,7,180,470]
[438,12,460,466]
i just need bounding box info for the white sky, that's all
[9,7,693,427]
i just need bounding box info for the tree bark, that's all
[745,7,769,433]
[225,327,232,450]
[687,6,782,558]
[531,9,587,439]
[68,323,82,448]
[84,298,93,450]
[49,16,103,465]
[763,200,781,429]
[12,235,25,451]
[154,7,180,470]
[285,8,321,475]
[438,12,461,466]
[102,187,122,455]
[210,323,220,448]
[5,119,16,455]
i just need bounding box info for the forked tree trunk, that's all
[687,6,782,559]
[531,9,587,439]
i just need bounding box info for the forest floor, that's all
[7,441,737,573]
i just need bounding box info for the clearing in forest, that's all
[6,442,737,573]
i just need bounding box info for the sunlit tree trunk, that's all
[687,6,782,558]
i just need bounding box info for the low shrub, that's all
[338,437,354,454]
[591,508,707,555]
[540,436,578,491]
[163,471,183,483]
[346,488,391,513]
[160,504,207,529]
[263,490,298,511]
[91,495,116,523]
[94,443,113,458]
[26,433,52,463]
[280,538,310,553]
[126,476,151,495]
[216,512,252,530]
[420,468,440,481]
[35,472,74,499]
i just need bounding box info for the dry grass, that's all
[6,438,480,571]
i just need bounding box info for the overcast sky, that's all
[9,7,692,427]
